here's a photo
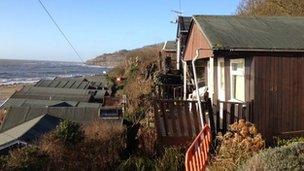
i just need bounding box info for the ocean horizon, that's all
[0,59,109,85]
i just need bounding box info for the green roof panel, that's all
[193,15,304,51]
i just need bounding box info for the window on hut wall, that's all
[230,59,245,102]
[195,59,206,87]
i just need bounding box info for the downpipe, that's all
[192,48,204,127]
[181,59,187,100]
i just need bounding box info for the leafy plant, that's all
[6,146,49,171]
[54,120,84,146]
[275,136,304,147]
[156,147,185,171]
[241,142,304,170]
[0,155,7,170]
[118,156,155,171]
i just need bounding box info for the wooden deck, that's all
[153,98,253,145]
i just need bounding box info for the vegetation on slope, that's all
[86,44,163,67]
[237,0,304,16]
[241,142,304,170]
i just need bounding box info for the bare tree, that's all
[236,0,304,16]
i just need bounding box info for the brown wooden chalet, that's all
[181,15,304,142]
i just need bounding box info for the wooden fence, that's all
[153,98,214,145]
[215,100,253,134]
[153,98,253,145]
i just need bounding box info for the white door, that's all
[217,59,225,101]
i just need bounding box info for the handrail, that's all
[185,125,211,171]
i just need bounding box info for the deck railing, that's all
[215,100,253,134]
[185,125,211,171]
[156,84,194,100]
[152,98,214,145]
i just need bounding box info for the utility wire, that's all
[38,0,85,63]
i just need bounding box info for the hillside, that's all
[86,44,163,67]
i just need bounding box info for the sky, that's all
[0,0,241,62]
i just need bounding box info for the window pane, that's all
[232,61,244,72]
[232,75,245,101]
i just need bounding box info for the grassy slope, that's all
[86,44,163,67]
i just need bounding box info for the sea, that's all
[0,59,109,85]
[0,59,109,105]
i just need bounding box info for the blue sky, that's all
[0,0,240,62]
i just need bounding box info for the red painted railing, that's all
[185,125,211,171]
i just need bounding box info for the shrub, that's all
[118,156,155,171]
[138,126,157,156]
[39,132,76,169]
[107,67,125,79]
[39,120,126,170]
[54,120,84,146]
[241,142,304,170]
[209,119,265,170]
[6,146,49,170]
[0,156,7,170]
[156,147,185,171]
[275,136,304,147]
[79,120,126,169]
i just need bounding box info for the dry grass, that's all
[83,120,124,141]
[38,120,126,170]
[121,45,161,116]
[138,126,157,156]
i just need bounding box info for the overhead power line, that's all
[38,0,85,63]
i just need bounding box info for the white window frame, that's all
[230,58,245,102]
[217,58,225,101]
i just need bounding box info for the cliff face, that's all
[86,44,163,67]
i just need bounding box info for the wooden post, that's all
[223,102,228,133]
[230,104,235,124]
[160,101,169,136]
[216,100,220,133]
[153,100,163,142]
[206,98,216,138]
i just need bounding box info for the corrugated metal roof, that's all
[162,41,177,51]
[1,98,79,108]
[0,115,44,148]
[0,107,101,133]
[193,15,304,51]
[11,87,103,102]
[35,78,110,90]
[0,114,61,149]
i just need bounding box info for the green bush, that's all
[54,120,84,146]
[275,136,304,147]
[241,142,304,171]
[6,146,49,170]
[118,156,155,171]
[156,147,185,171]
[0,155,7,170]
